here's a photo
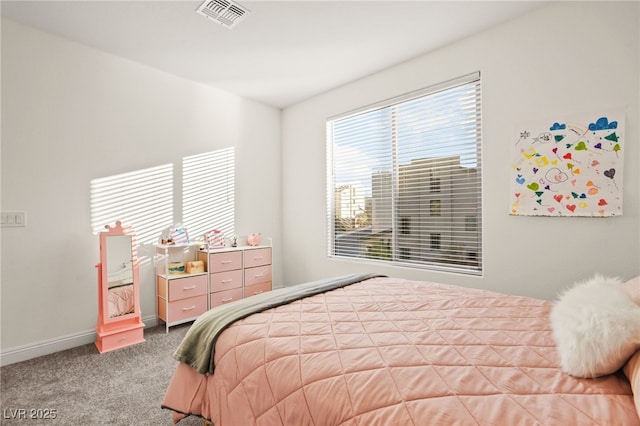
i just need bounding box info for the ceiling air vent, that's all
[196,0,250,29]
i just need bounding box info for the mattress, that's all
[162,275,639,425]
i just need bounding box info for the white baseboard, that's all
[0,315,158,367]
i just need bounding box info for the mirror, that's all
[97,222,141,324]
[95,221,144,355]
[105,235,135,317]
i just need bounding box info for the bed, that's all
[162,273,640,425]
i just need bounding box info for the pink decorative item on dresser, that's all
[205,229,226,249]
[95,221,145,353]
[246,232,261,246]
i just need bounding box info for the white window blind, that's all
[326,72,482,274]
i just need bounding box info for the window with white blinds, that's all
[326,72,482,274]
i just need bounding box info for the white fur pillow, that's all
[624,275,640,305]
[550,274,640,378]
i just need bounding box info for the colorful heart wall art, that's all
[510,109,624,217]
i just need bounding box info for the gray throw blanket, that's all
[174,273,384,374]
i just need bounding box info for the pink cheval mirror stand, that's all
[95,221,145,353]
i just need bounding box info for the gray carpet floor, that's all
[0,324,206,425]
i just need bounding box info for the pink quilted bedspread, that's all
[163,277,639,425]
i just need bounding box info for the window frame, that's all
[326,72,482,275]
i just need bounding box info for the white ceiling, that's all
[1,1,548,108]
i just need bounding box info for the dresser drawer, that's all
[210,269,243,292]
[204,251,243,272]
[99,327,144,353]
[158,295,207,322]
[243,247,272,268]
[210,287,243,308]
[157,275,207,302]
[245,281,271,298]
[244,265,271,286]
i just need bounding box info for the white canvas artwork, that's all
[510,109,625,217]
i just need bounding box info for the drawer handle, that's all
[182,306,196,311]
[253,256,264,260]
[254,273,264,278]
[183,285,197,290]
[221,297,234,303]
[221,260,233,264]
[253,291,264,295]
[221,279,233,283]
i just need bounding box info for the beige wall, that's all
[1,19,282,361]
[281,1,640,297]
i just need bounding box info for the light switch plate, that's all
[1,212,26,227]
